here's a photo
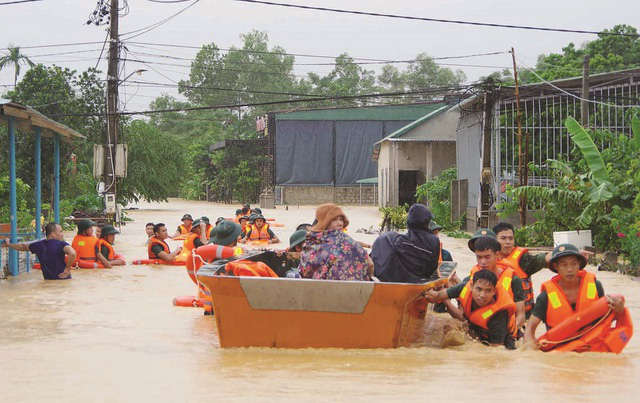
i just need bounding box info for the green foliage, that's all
[0,45,35,85]
[443,229,471,239]
[498,115,640,262]
[117,120,184,204]
[379,204,409,230]
[0,176,32,228]
[415,167,462,230]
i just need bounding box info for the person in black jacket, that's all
[371,204,441,283]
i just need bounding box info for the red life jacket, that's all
[148,236,170,259]
[249,224,271,241]
[541,271,599,329]
[458,280,517,339]
[499,246,534,313]
[96,238,115,260]
[71,235,99,261]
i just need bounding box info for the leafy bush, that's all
[379,204,409,230]
[0,176,32,228]
[415,166,463,230]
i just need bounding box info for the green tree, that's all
[117,120,184,204]
[0,45,35,86]
[307,53,378,106]
[529,24,640,82]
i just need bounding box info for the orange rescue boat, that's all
[197,265,452,349]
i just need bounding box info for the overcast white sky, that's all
[0,0,637,112]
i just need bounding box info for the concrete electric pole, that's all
[105,0,119,222]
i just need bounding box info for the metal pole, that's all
[35,127,42,239]
[581,55,590,126]
[8,117,18,276]
[511,48,527,226]
[54,134,60,224]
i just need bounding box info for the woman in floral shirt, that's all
[299,204,373,281]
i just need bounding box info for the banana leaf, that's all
[565,117,609,185]
[587,181,617,204]
[546,159,574,177]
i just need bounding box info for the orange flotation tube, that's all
[173,295,204,308]
[225,260,279,277]
[132,259,185,266]
[34,254,127,270]
[186,244,242,285]
[538,296,633,353]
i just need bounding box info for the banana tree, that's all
[509,116,638,228]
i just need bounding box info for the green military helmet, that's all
[549,243,587,272]
[468,228,497,251]
[289,230,307,250]
[209,220,242,246]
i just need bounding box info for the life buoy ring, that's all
[172,295,204,308]
[538,296,634,353]
[186,244,241,285]
[132,259,185,266]
[33,254,127,270]
[269,222,285,227]
[172,234,187,241]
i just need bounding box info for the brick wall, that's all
[279,186,377,206]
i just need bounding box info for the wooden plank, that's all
[31,115,85,140]
[2,105,31,120]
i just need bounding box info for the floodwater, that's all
[1,199,639,402]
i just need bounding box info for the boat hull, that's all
[197,270,448,349]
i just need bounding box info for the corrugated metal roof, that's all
[274,102,447,121]
[374,104,452,145]
[355,177,378,184]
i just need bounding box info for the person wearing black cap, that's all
[524,243,625,349]
[174,214,194,237]
[71,219,99,263]
[96,225,125,268]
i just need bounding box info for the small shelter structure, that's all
[0,99,85,276]
[372,104,458,207]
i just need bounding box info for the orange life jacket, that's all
[71,235,99,261]
[469,264,515,298]
[183,233,199,252]
[148,236,170,259]
[249,223,271,241]
[204,224,213,241]
[226,260,279,277]
[438,241,443,264]
[96,238,115,260]
[499,247,534,313]
[541,271,599,329]
[458,280,517,338]
[178,224,191,235]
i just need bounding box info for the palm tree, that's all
[0,45,35,86]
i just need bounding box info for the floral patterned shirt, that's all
[299,230,370,281]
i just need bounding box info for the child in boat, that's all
[299,204,373,281]
[524,243,625,350]
[241,214,280,244]
[144,222,154,244]
[284,230,307,278]
[149,223,183,262]
[426,268,517,349]
[96,225,126,268]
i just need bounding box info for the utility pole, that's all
[581,55,590,126]
[480,83,495,229]
[511,47,527,226]
[105,0,119,221]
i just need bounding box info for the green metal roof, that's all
[355,177,378,184]
[274,102,448,121]
[374,104,452,145]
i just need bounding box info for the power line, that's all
[232,0,640,37]
[120,0,200,40]
[0,0,43,5]
[54,86,476,117]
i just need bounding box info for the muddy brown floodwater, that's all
[1,199,639,402]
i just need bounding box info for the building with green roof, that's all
[268,102,450,205]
